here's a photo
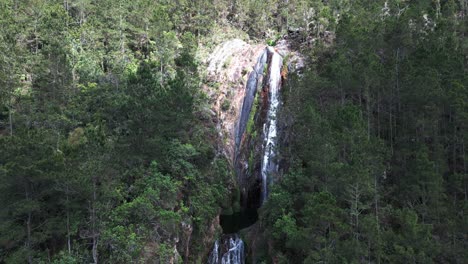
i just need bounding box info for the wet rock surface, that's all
[204,38,305,264]
[203,39,265,164]
[203,38,305,165]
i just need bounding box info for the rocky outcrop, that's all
[201,37,306,210]
[203,39,265,164]
[203,39,304,165]
[235,42,305,209]
[201,215,223,261]
[204,38,305,264]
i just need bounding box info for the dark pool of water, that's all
[220,209,259,234]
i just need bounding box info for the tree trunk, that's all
[27,211,32,264]
[91,179,98,264]
[160,63,164,86]
[9,108,13,136]
[452,120,457,173]
[374,173,381,264]
[396,48,401,112]
[25,186,32,264]
[340,80,345,106]
[66,187,71,254]
[8,74,13,136]
[366,85,371,140]
[463,141,467,201]
[389,111,394,155]
[359,89,363,120]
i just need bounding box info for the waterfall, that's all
[208,235,245,264]
[235,47,283,206]
[208,240,219,264]
[221,236,244,264]
[209,46,284,264]
[261,47,283,203]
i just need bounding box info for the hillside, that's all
[0,1,467,263]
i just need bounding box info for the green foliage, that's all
[262,0,467,262]
[0,0,466,263]
[221,99,231,111]
[0,1,234,262]
[266,34,281,46]
[246,94,259,136]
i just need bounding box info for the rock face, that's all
[204,39,265,164]
[235,49,268,152]
[204,38,304,164]
[275,39,306,73]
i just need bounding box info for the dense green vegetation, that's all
[0,0,236,262]
[262,0,467,263]
[0,0,466,263]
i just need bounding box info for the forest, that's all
[0,0,466,263]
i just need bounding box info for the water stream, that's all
[208,235,245,264]
[261,47,283,203]
[208,46,283,264]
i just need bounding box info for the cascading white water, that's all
[208,236,245,264]
[209,46,284,264]
[221,236,244,264]
[208,240,220,264]
[261,47,283,203]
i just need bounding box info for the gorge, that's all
[207,44,287,264]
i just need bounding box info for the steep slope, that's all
[204,37,304,263]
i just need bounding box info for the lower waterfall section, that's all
[208,235,245,264]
